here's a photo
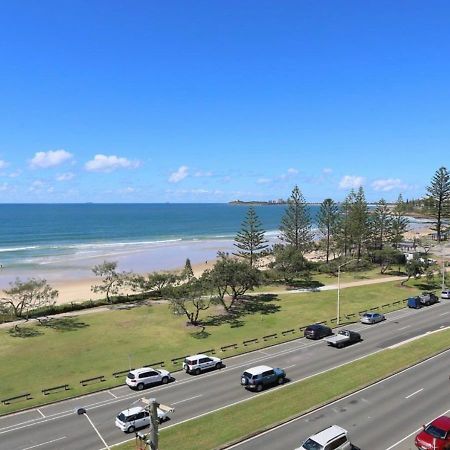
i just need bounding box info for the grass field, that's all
[115,326,450,450]
[0,277,423,414]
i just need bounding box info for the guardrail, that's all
[281,329,295,336]
[143,361,165,368]
[221,343,238,351]
[171,355,189,365]
[42,384,70,395]
[80,375,106,386]
[243,338,259,346]
[112,369,132,378]
[263,333,278,341]
[1,393,32,405]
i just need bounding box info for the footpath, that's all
[0,275,409,330]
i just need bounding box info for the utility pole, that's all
[141,398,160,450]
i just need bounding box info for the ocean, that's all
[0,203,297,285]
[0,203,429,286]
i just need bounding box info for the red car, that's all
[415,416,450,449]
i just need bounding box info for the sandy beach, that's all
[0,223,440,306]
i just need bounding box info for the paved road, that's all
[228,343,450,450]
[2,301,450,450]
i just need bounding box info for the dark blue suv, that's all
[241,365,286,392]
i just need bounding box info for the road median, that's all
[114,327,450,450]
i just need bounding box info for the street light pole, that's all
[76,407,111,450]
[337,259,357,326]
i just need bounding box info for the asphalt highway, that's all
[228,341,450,450]
[1,300,450,450]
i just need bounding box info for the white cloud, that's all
[339,175,365,189]
[119,187,136,194]
[371,178,408,192]
[29,180,45,192]
[169,165,189,183]
[279,168,299,180]
[287,168,299,175]
[194,170,213,177]
[30,149,73,168]
[9,170,21,178]
[56,172,75,181]
[323,167,333,174]
[85,154,140,172]
[0,160,9,169]
[0,182,10,192]
[257,178,272,184]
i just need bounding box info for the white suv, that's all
[126,367,171,390]
[442,289,450,299]
[296,425,355,450]
[183,354,222,375]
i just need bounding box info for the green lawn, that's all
[115,327,450,450]
[0,278,422,414]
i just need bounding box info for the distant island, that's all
[229,199,392,206]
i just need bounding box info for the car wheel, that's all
[137,383,144,390]
[337,343,343,349]
[215,362,222,370]
[195,368,201,375]
[127,425,135,433]
[277,377,284,385]
[161,376,169,384]
[256,384,263,392]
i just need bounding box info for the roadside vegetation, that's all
[115,327,450,450]
[0,166,447,413]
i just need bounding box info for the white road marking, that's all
[440,311,450,316]
[36,409,45,418]
[398,325,410,330]
[258,350,270,356]
[405,388,423,399]
[284,364,296,369]
[108,390,118,399]
[21,436,66,450]
[172,394,202,405]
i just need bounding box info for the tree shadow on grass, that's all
[8,325,43,338]
[285,280,324,290]
[202,294,280,329]
[39,316,90,332]
[190,326,211,339]
[415,281,440,291]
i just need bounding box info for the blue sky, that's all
[0,1,449,203]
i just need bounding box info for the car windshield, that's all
[243,372,254,379]
[185,358,194,364]
[117,413,127,422]
[301,438,323,450]
[127,372,135,380]
[363,313,372,318]
[425,424,447,439]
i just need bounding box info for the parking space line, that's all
[36,409,45,418]
[405,388,423,399]
[108,390,118,399]
[172,394,202,405]
[21,436,66,450]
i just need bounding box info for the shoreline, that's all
[0,221,438,305]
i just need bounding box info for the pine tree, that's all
[182,258,194,280]
[390,194,409,247]
[317,198,339,263]
[348,186,369,259]
[233,207,268,267]
[426,166,450,242]
[370,198,392,250]
[279,185,313,254]
[335,191,354,257]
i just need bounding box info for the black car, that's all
[304,323,333,340]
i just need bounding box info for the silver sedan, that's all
[360,312,385,324]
